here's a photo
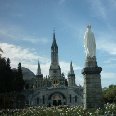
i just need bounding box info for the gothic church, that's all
[24,32,83,106]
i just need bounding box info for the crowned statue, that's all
[84,25,96,58]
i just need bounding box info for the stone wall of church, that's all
[26,86,83,107]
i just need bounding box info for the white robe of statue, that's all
[84,25,96,57]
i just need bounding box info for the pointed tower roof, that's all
[37,60,41,75]
[70,61,74,74]
[51,30,58,48]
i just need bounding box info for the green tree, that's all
[6,58,14,92]
[103,84,116,103]
[0,57,15,93]
[0,57,7,93]
[14,63,24,92]
[6,58,11,69]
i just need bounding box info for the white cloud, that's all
[103,58,116,64]
[101,71,116,79]
[41,62,50,77]
[101,71,116,87]
[0,43,49,62]
[0,42,49,73]
[97,39,116,55]
[22,37,49,44]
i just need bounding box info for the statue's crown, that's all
[87,25,91,29]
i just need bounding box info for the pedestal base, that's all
[82,57,103,109]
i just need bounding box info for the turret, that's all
[37,61,41,75]
[36,61,43,88]
[70,61,74,74]
[36,60,43,78]
[68,61,75,87]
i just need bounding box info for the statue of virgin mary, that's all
[84,25,96,58]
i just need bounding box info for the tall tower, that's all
[51,32,59,65]
[49,31,62,84]
[68,61,75,87]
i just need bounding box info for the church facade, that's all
[24,32,83,107]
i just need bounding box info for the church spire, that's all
[37,60,41,75]
[70,61,74,74]
[51,31,58,64]
[52,30,58,48]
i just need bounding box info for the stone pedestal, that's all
[82,57,103,109]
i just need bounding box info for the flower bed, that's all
[0,103,116,116]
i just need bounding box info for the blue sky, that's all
[0,0,116,87]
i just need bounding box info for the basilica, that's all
[23,32,83,106]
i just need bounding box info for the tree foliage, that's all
[0,56,25,108]
[0,57,24,93]
[14,63,25,92]
[103,85,116,104]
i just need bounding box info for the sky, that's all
[0,0,116,87]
